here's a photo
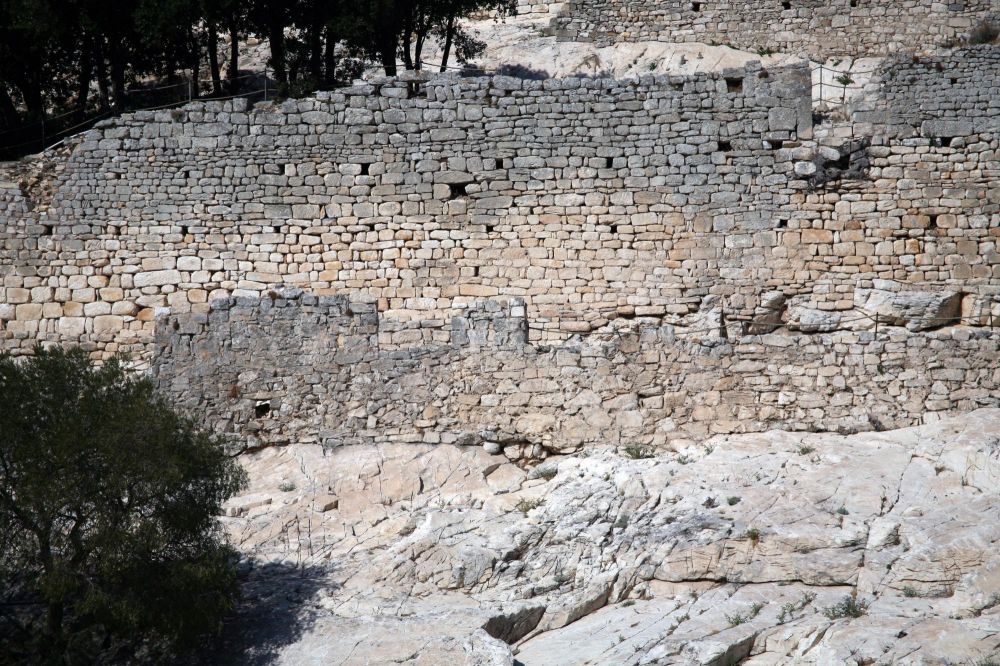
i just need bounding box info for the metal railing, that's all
[0,71,273,160]
[810,63,880,109]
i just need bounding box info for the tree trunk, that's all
[377,29,397,76]
[18,77,44,119]
[189,26,201,99]
[95,50,111,111]
[227,15,240,92]
[109,45,126,108]
[76,38,93,112]
[208,24,222,96]
[440,14,456,72]
[39,537,65,660]
[413,6,430,70]
[0,87,19,127]
[401,24,414,70]
[323,26,336,84]
[268,21,288,89]
[414,25,426,70]
[308,17,322,81]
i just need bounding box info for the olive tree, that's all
[0,347,247,664]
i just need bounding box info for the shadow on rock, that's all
[184,561,330,666]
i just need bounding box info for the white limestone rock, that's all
[209,409,1000,665]
[854,282,963,331]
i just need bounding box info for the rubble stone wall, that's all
[152,292,1000,453]
[553,0,999,58]
[1,56,999,364]
[851,45,1000,138]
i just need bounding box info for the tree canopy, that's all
[0,347,247,664]
[0,0,516,135]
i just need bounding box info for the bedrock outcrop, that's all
[209,408,1000,665]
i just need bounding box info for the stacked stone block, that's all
[152,293,1000,453]
[553,0,999,58]
[851,45,1000,138]
[2,57,998,362]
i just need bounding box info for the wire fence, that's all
[0,71,274,161]
[810,63,880,109]
[0,58,890,160]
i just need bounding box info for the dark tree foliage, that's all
[0,0,515,134]
[0,347,247,665]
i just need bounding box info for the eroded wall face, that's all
[851,46,1000,137]
[152,294,1000,453]
[553,0,999,58]
[2,56,999,362]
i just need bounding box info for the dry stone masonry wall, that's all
[2,46,1000,444]
[151,292,1000,454]
[3,64,815,357]
[851,45,1000,138]
[553,0,1000,58]
[2,53,999,363]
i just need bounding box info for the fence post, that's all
[874,312,879,336]
[40,117,45,153]
[818,65,823,107]
[263,72,268,102]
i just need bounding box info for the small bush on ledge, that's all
[823,596,869,620]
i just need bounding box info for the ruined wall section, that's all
[851,45,1000,138]
[553,0,998,58]
[152,293,1000,454]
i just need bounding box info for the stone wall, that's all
[552,0,999,58]
[851,45,1000,138]
[152,292,1000,454]
[2,64,810,358]
[2,58,999,363]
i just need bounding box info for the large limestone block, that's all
[133,270,182,288]
[854,284,962,331]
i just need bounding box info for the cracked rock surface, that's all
[212,409,1000,665]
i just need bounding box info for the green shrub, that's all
[515,497,545,514]
[969,20,1000,45]
[622,445,654,459]
[823,596,868,620]
[0,347,247,663]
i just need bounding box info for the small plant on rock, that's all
[745,527,761,545]
[278,481,296,492]
[622,445,654,459]
[727,496,741,506]
[823,596,868,620]
[725,611,747,626]
[777,592,816,624]
[969,20,1000,45]
[902,585,918,598]
[515,497,545,514]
